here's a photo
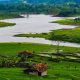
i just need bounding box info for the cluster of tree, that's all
[0,3,80,17]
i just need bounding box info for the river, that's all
[0,14,80,47]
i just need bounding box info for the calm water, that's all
[0,14,80,47]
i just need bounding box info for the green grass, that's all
[0,61,80,80]
[0,42,80,56]
[0,43,80,80]
[51,19,80,25]
[49,18,80,43]
[49,28,80,43]
[0,22,16,27]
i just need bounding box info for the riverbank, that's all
[15,18,80,43]
[0,22,16,27]
[51,18,80,26]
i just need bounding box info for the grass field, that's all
[0,22,16,27]
[0,61,80,80]
[0,43,80,80]
[0,42,80,56]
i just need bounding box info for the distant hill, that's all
[0,0,80,5]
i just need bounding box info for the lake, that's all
[0,14,80,47]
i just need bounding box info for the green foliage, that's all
[49,28,80,43]
[0,13,22,20]
[0,3,80,17]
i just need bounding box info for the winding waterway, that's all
[0,14,80,47]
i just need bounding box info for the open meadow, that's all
[0,43,80,80]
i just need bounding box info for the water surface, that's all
[0,15,80,47]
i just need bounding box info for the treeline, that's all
[0,13,23,20]
[0,3,80,17]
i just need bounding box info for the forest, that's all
[0,3,80,17]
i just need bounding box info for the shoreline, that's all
[14,18,80,44]
[0,22,16,27]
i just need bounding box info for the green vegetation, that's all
[0,43,80,80]
[0,22,16,27]
[49,18,80,43]
[49,28,80,43]
[0,61,80,80]
[0,3,80,17]
[0,13,23,20]
[0,42,80,56]
[0,2,80,80]
[52,18,80,25]
[15,33,48,38]
[15,27,80,43]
